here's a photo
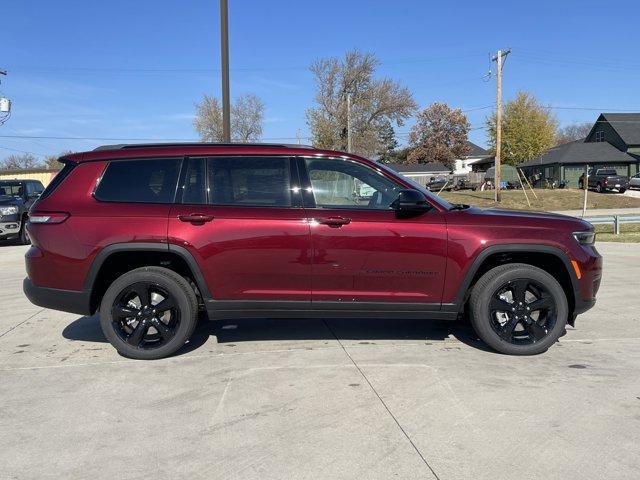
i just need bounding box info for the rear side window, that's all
[207,156,292,207]
[39,162,75,199]
[95,158,181,203]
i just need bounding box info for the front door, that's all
[168,156,312,305]
[299,156,447,307]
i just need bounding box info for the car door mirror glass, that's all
[391,189,432,212]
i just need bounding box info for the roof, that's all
[93,142,315,151]
[520,140,637,168]
[599,113,640,145]
[385,162,452,173]
[465,141,490,157]
[67,143,339,163]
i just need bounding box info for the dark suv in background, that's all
[0,179,44,244]
[23,143,602,359]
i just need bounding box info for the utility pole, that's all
[220,0,231,142]
[492,48,510,202]
[296,128,301,145]
[346,92,352,153]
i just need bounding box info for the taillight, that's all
[29,212,69,224]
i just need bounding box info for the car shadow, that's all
[62,313,491,357]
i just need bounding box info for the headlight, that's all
[573,231,596,245]
[0,206,19,215]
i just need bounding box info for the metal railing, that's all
[583,215,640,235]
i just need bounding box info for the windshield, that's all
[597,169,618,176]
[0,183,24,197]
[375,162,453,210]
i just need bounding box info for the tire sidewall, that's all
[99,269,196,360]
[471,266,568,355]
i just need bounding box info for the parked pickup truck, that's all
[579,168,629,193]
[0,179,44,244]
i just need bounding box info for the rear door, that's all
[298,156,447,307]
[168,156,312,306]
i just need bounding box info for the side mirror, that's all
[28,192,41,199]
[391,189,432,212]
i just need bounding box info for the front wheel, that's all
[18,218,30,245]
[469,263,568,355]
[99,266,198,360]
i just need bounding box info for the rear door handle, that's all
[178,213,214,223]
[316,216,351,228]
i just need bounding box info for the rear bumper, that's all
[23,277,91,316]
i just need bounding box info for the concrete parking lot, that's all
[1,243,639,480]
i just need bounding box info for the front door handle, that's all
[178,213,214,223]
[316,216,351,228]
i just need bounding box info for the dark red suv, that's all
[23,143,602,359]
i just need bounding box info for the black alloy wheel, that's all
[111,282,180,350]
[488,279,556,345]
[99,266,198,360]
[470,263,568,355]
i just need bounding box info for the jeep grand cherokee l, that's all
[23,143,602,359]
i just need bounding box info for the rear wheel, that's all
[596,183,603,193]
[470,263,568,355]
[619,188,626,194]
[99,266,198,360]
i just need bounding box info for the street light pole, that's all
[220,0,231,142]
[346,92,352,153]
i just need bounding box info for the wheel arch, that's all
[84,243,211,314]
[450,244,579,322]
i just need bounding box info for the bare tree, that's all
[43,151,74,169]
[556,122,591,145]
[306,50,416,157]
[408,103,470,167]
[194,94,265,142]
[0,153,40,170]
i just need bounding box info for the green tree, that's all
[408,102,470,167]
[306,50,416,157]
[486,91,557,165]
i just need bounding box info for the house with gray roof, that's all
[521,113,640,188]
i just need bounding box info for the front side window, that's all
[304,157,401,209]
[207,156,292,207]
[95,158,181,203]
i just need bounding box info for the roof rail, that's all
[93,142,316,151]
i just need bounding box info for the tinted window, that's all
[207,156,292,207]
[181,158,206,204]
[597,169,618,176]
[305,157,400,209]
[95,158,181,203]
[0,182,23,197]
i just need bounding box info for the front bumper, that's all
[0,221,21,238]
[23,277,91,316]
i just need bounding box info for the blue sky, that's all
[2,0,640,159]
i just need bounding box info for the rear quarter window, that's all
[40,162,75,199]
[94,158,181,203]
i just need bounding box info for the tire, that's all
[99,266,198,360]
[619,188,626,194]
[596,183,603,193]
[17,218,30,245]
[578,181,583,189]
[469,263,568,355]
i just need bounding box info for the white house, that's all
[453,141,491,175]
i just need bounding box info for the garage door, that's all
[564,166,585,188]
